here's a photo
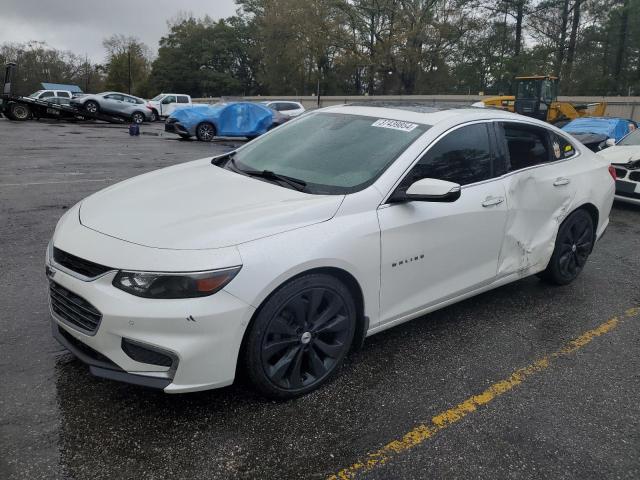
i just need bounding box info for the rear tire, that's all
[244,273,356,399]
[131,111,145,124]
[196,122,215,142]
[9,103,30,121]
[84,100,99,114]
[539,209,594,285]
[150,110,159,122]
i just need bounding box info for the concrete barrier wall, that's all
[193,95,640,122]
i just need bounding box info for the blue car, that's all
[562,117,637,148]
[165,102,275,141]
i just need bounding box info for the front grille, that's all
[614,168,627,179]
[121,339,174,367]
[629,171,640,182]
[53,248,112,278]
[50,281,102,333]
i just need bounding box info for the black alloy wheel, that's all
[245,274,356,398]
[539,209,594,285]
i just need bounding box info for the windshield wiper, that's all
[228,157,307,191]
[245,169,307,191]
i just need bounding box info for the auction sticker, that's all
[372,119,418,132]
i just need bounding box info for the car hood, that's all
[597,145,640,165]
[79,158,344,250]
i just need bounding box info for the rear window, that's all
[501,122,550,171]
[550,133,576,159]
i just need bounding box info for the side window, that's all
[177,96,189,104]
[501,122,550,171]
[40,91,54,98]
[550,133,576,160]
[104,94,123,101]
[401,123,494,188]
[123,96,137,104]
[57,91,71,98]
[162,95,176,104]
[278,102,296,111]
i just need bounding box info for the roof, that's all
[322,103,526,126]
[41,82,83,93]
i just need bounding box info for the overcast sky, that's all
[0,0,238,62]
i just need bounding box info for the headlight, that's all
[112,267,241,299]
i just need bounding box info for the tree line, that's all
[1,0,638,98]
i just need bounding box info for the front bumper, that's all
[47,257,255,393]
[165,120,191,136]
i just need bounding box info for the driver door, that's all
[377,122,509,324]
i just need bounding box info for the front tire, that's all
[244,274,357,399]
[539,209,594,285]
[196,122,215,142]
[150,110,159,122]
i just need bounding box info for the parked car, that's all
[165,102,274,141]
[259,100,306,117]
[28,89,74,101]
[562,117,638,151]
[70,92,153,124]
[597,128,640,205]
[147,93,192,121]
[47,106,614,398]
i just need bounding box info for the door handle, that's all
[553,177,570,186]
[482,196,505,207]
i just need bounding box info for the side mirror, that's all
[390,178,461,203]
[605,138,616,148]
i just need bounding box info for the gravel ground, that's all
[1,118,639,480]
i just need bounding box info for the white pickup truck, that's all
[147,93,192,121]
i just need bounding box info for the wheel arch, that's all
[569,202,599,244]
[236,266,368,377]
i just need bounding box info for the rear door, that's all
[102,94,124,114]
[495,121,578,275]
[378,122,509,323]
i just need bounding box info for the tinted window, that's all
[177,96,189,104]
[104,94,124,101]
[57,91,71,98]
[401,123,493,187]
[162,95,176,104]
[501,123,550,171]
[618,129,640,146]
[40,91,54,98]
[278,102,297,111]
[550,133,576,159]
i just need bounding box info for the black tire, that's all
[539,209,594,285]
[9,103,30,121]
[131,111,145,124]
[150,110,159,122]
[84,100,99,114]
[244,273,357,399]
[196,122,216,142]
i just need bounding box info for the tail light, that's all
[608,165,617,181]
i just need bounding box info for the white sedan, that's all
[598,128,640,205]
[46,106,615,398]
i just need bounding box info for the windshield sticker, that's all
[372,119,419,132]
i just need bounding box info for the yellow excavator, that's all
[478,75,606,125]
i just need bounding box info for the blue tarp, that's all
[169,102,273,137]
[41,82,83,93]
[562,117,634,142]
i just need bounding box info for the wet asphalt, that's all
[0,118,639,480]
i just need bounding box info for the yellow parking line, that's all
[328,307,640,480]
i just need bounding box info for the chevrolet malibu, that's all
[47,105,615,398]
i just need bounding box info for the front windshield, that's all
[231,112,430,194]
[151,94,163,101]
[29,91,43,98]
[618,128,640,146]
[516,80,538,100]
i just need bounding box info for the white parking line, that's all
[0,178,118,187]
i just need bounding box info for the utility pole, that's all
[128,47,132,94]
